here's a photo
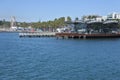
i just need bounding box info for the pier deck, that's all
[19,32,56,37]
[19,32,120,39]
[56,33,120,39]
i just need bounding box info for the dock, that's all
[56,33,120,39]
[19,32,120,39]
[19,32,56,37]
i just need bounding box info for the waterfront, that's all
[0,33,120,80]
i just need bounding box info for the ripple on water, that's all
[0,33,120,80]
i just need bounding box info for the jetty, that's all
[19,32,56,37]
[56,33,120,39]
[19,32,120,39]
[55,19,120,39]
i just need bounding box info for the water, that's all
[0,32,120,80]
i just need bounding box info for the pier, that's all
[19,32,120,39]
[55,19,120,39]
[19,32,56,37]
[56,33,120,39]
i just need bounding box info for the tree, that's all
[75,17,79,21]
[20,22,29,28]
[67,16,72,21]
[0,21,3,25]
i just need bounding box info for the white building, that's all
[107,12,120,19]
[82,12,120,22]
[95,16,103,22]
[82,14,108,22]
[101,16,107,21]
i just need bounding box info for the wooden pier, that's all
[19,32,56,37]
[56,33,120,39]
[19,32,120,39]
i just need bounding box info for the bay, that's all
[0,32,120,80]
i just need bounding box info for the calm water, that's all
[0,33,120,80]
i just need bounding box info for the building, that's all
[107,12,120,19]
[82,12,120,22]
[82,15,105,22]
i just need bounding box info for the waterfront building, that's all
[82,15,107,22]
[82,15,104,22]
[107,12,120,20]
[63,19,119,34]
[56,19,120,39]
[101,16,107,21]
[82,12,120,22]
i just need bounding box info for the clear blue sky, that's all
[0,0,120,22]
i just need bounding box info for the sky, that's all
[0,0,120,22]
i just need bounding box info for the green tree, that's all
[75,17,79,21]
[67,16,72,21]
[0,21,3,25]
